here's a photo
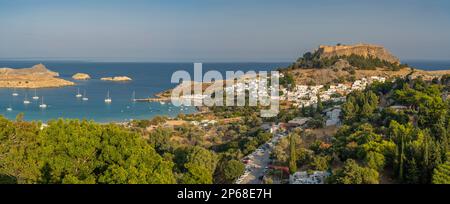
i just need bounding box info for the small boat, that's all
[6,105,12,112]
[76,88,82,98]
[23,94,31,104]
[32,89,39,100]
[131,91,136,102]
[160,101,165,105]
[82,90,89,101]
[12,88,19,96]
[39,97,47,109]
[104,90,112,103]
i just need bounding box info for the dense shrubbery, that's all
[432,153,450,184]
[328,159,379,184]
[0,118,175,184]
[273,76,450,184]
[331,77,450,183]
[0,109,271,184]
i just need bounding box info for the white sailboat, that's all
[131,91,136,102]
[82,90,89,101]
[39,97,47,109]
[23,93,31,104]
[32,89,39,100]
[76,88,82,98]
[12,88,19,96]
[104,90,112,103]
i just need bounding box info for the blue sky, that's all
[1,0,450,62]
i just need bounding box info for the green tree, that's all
[310,155,331,171]
[181,146,218,184]
[214,159,245,184]
[289,133,298,174]
[328,159,379,184]
[316,93,323,113]
[365,151,385,171]
[0,118,176,184]
[432,153,450,184]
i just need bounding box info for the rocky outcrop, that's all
[0,63,60,77]
[317,43,400,64]
[100,76,132,82]
[330,59,354,70]
[0,64,75,88]
[72,73,91,80]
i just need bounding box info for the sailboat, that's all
[39,97,47,109]
[104,90,112,103]
[23,93,31,104]
[12,88,19,96]
[82,90,89,101]
[76,88,82,98]
[131,91,136,102]
[32,89,39,100]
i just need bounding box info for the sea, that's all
[0,61,289,122]
[0,60,448,122]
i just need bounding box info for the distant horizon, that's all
[0,57,293,63]
[1,57,450,64]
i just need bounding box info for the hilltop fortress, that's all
[317,43,400,64]
[283,43,450,85]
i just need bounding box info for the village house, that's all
[289,171,331,184]
[288,117,312,127]
[325,107,342,126]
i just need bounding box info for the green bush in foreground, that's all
[0,118,175,184]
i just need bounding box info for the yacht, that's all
[39,97,47,109]
[23,94,31,104]
[131,91,136,102]
[76,88,82,98]
[82,90,89,101]
[12,88,19,97]
[32,89,39,100]
[104,90,112,103]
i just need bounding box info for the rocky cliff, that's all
[317,43,400,64]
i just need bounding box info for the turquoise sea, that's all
[0,60,448,122]
[0,61,289,122]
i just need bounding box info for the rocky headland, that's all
[0,64,75,88]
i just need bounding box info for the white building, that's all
[288,117,311,126]
[325,108,341,126]
[289,171,331,184]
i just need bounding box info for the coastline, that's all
[0,79,75,89]
[1,61,449,123]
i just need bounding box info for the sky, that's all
[0,0,450,62]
